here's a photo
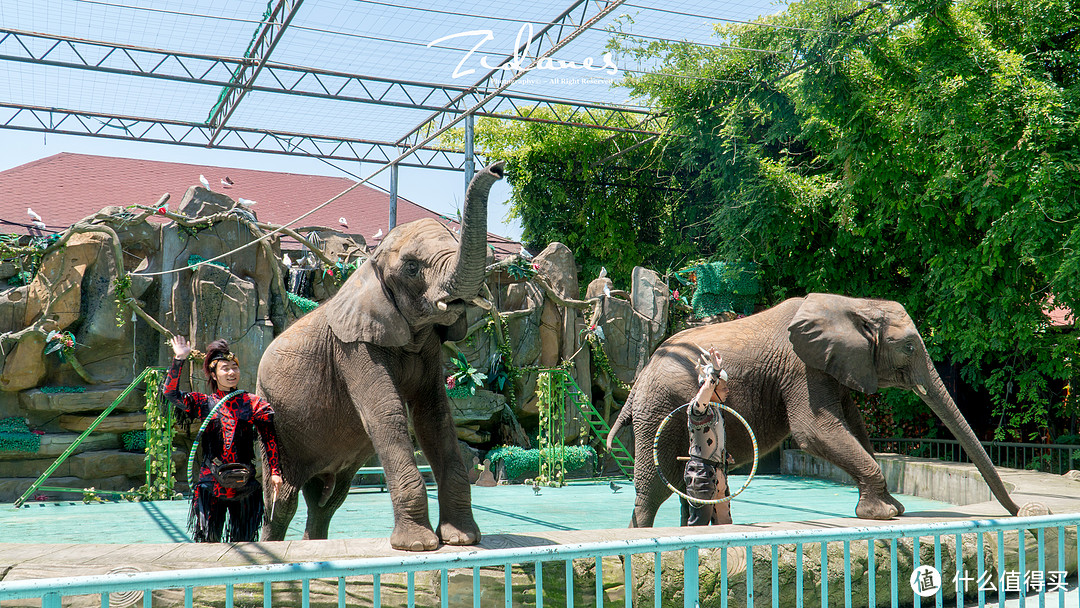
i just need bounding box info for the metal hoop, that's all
[652,401,759,506]
[187,389,244,490]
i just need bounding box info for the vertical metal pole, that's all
[684,548,699,608]
[464,113,475,198]
[389,162,398,230]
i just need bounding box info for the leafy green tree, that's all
[460,108,708,291]
[615,0,1080,437]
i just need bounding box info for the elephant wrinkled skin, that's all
[608,293,1020,527]
[257,162,504,551]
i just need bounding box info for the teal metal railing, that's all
[871,437,1080,475]
[1,512,1077,607]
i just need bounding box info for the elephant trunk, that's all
[916,355,1020,516]
[443,161,505,303]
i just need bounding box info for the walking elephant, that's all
[607,293,1021,527]
[256,162,504,551]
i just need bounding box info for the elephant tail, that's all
[606,400,633,450]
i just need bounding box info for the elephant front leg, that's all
[262,477,299,541]
[792,416,899,520]
[368,406,440,551]
[412,395,480,546]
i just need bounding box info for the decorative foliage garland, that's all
[486,444,597,480]
[286,291,319,313]
[325,260,357,286]
[0,233,59,287]
[140,368,180,500]
[39,386,85,393]
[113,274,131,327]
[186,254,228,270]
[121,430,147,452]
[446,349,487,396]
[0,417,41,453]
[535,370,567,486]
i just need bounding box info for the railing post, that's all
[683,547,699,608]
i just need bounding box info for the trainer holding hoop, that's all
[164,335,283,543]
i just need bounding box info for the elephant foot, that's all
[885,493,906,516]
[438,518,481,546]
[390,521,440,552]
[855,494,899,520]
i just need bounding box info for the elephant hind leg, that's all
[301,469,354,540]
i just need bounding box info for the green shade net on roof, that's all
[691,261,761,318]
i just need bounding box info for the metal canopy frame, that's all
[0,0,658,173]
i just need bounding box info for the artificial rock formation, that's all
[0,186,674,500]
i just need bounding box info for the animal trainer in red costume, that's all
[165,335,284,542]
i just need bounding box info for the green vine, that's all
[485,312,520,407]
[139,368,181,501]
[0,234,59,286]
[535,370,567,487]
[583,329,631,392]
[113,273,131,327]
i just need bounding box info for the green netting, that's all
[691,261,761,317]
[121,430,147,452]
[287,291,319,313]
[486,445,598,481]
[0,417,41,453]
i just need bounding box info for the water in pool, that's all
[0,476,957,544]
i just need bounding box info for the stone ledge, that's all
[0,433,119,461]
[19,386,143,415]
[58,412,146,434]
[782,449,1000,505]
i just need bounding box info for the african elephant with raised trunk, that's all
[608,293,1020,526]
[256,162,504,551]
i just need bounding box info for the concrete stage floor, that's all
[1,456,1078,588]
[0,475,955,544]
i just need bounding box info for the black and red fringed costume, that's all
[163,358,282,543]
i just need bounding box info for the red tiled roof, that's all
[0,153,518,255]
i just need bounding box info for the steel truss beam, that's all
[0,103,468,170]
[0,28,655,136]
[206,0,304,144]
[397,0,639,149]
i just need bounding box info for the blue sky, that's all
[0,0,786,241]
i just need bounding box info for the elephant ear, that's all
[787,293,879,393]
[322,260,410,347]
[435,313,468,343]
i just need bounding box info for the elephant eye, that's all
[403,260,421,277]
[905,342,915,353]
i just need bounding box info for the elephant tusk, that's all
[470,296,493,311]
[436,300,448,311]
[915,384,928,395]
